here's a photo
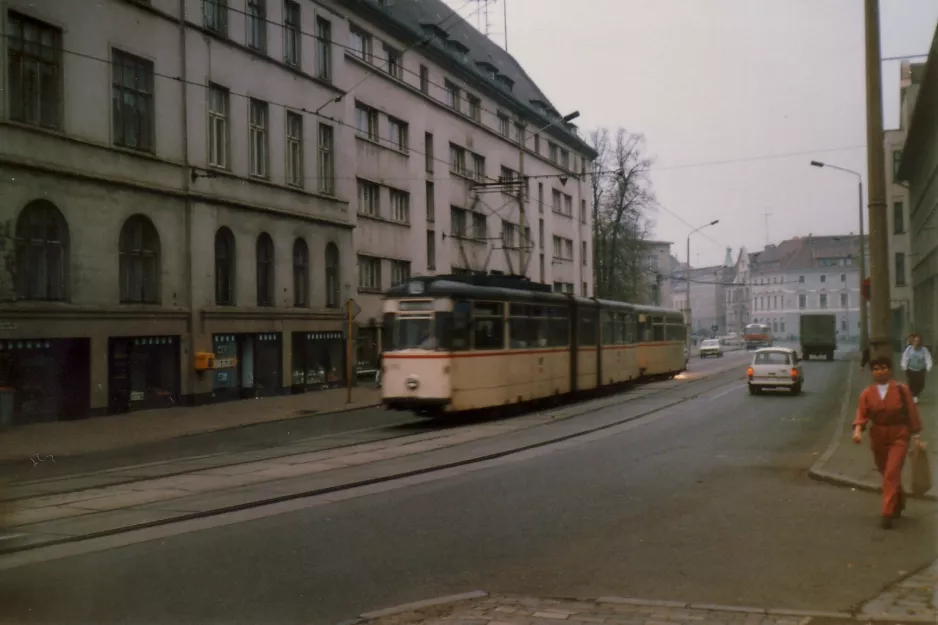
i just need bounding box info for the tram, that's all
[380,274,686,415]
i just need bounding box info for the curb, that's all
[598,597,853,619]
[0,369,747,556]
[805,357,937,502]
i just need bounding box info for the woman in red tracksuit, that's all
[852,355,923,529]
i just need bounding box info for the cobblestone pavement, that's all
[860,560,938,621]
[354,589,938,625]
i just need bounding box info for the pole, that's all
[863,0,891,359]
[857,179,869,351]
[346,299,353,404]
[517,123,526,276]
[686,236,692,338]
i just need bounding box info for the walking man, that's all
[853,355,923,529]
[901,335,933,404]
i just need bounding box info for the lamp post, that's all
[810,160,869,351]
[518,110,580,275]
[686,219,719,340]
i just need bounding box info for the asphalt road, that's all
[2,349,747,484]
[4,352,933,625]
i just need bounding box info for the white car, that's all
[699,338,723,358]
[747,347,804,395]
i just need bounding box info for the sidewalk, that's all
[0,385,381,464]
[809,357,937,501]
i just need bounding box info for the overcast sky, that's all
[446,0,938,267]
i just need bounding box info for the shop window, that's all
[108,336,179,413]
[0,338,90,425]
[119,215,161,304]
[214,227,235,305]
[292,331,344,388]
[14,200,69,301]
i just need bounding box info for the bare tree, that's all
[589,128,656,301]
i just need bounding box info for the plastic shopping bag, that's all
[910,438,932,496]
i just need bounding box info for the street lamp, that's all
[810,160,869,351]
[517,111,580,275]
[686,219,719,340]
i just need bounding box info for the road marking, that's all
[708,383,746,401]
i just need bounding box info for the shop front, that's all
[291,331,345,391]
[107,336,180,414]
[0,338,90,426]
[212,333,283,401]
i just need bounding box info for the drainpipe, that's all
[179,0,195,403]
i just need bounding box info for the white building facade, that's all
[0,0,593,425]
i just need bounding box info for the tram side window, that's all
[451,300,471,351]
[578,310,597,346]
[473,301,504,350]
[652,317,665,341]
[602,312,615,345]
[382,313,394,350]
[509,304,548,348]
[547,306,570,347]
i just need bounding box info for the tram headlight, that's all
[406,376,419,390]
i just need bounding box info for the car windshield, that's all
[755,352,791,365]
[702,340,719,347]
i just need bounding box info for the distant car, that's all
[747,347,803,395]
[683,345,689,368]
[699,338,723,358]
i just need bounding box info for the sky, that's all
[445,0,938,268]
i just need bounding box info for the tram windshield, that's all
[388,315,436,350]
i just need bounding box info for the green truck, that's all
[800,313,837,361]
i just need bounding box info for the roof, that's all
[750,235,863,273]
[344,0,597,158]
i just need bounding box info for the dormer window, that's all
[420,22,448,43]
[495,74,514,91]
[476,60,498,79]
[530,99,547,113]
[445,39,469,62]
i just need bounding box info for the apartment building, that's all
[0,0,594,426]
[749,235,863,342]
[671,264,732,338]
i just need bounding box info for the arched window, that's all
[256,232,275,307]
[119,215,161,303]
[293,237,309,307]
[325,242,339,308]
[215,227,235,305]
[14,200,69,301]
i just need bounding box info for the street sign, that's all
[862,277,871,302]
[346,298,362,319]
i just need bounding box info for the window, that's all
[538,219,544,247]
[426,181,435,223]
[498,113,510,137]
[468,95,481,122]
[349,25,372,61]
[892,150,902,178]
[385,45,402,79]
[564,194,573,216]
[419,65,429,93]
[286,111,303,187]
[548,142,558,163]
[203,0,227,34]
[444,80,460,111]
[471,153,485,181]
[119,215,161,304]
[208,85,229,168]
[538,183,544,214]
[390,260,411,287]
[534,135,541,155]
[553,236,562,258]
[895,252,906,286]
[840,273,846,282]
[840,292,848,307]
[552,189,562,214]
[451,206,467,237]
[111,50,154,152]
[256,233,275,306]
[248,99,269,176]
[293,237,309,307]
[820,274,826,283]
[325,242,339,307]
[798,294,806,309]
[14,200,68,301]
[502,221,517,248]
[560,149,569,169]
[565,239,573,260]
[582,282,587,296]
[390,189,410,223]
[472,212,487,240]
[315,17,332,80]
[214,227,235,305]
[318,123,335,194]
[7,13,61,129]
[581,199,587,223]
[473,302,505,350]
[388,117,408,152]
[513,123,523,143]
[582,241,587,265]
[425,132,434,172]
[819,293,828,309]
[359,255,381,291]
[283,0,300,66]
[247,0,266,51]
[500,166,516,184]
[355,103,378,141]
[799,275,805,283]
[893,201,905,234]
[358,179,380,217]
[426,230,436,270]
[449,143,466,174]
